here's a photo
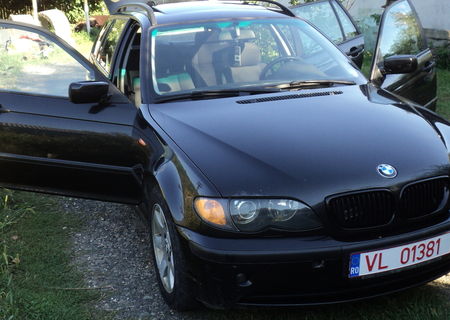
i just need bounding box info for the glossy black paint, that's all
[150,85,449,202]
[150,84,450,242]
[370,0,437,109]
[381,55,418,74]
[0,21,151,204]
[0,90,149,203]
[176,217,450,307]
[69,81,110,104]
[0,0,448,309]
[374,50,437,109]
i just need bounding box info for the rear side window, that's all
[331,1,358,39]
[291,1,343,43]
[92,19,127,75]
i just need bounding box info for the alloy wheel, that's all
[151,203,175,293]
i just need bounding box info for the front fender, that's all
[153,150,220,229]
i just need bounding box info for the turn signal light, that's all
[194,198,227,226]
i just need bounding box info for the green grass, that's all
[0,190,110,320]
[73,30,99,59]
[436,68,450,119]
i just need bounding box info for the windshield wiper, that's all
[153,80,356,103]
[154,88,281,103]
[266,80,356,90]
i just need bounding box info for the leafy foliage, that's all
[432,45,450,70]
[289,0,315,6]
[0,0,105,23]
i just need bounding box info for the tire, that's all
[148,187,198,311]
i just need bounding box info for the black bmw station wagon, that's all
[0,0,447,310]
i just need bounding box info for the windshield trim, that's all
[148,16,366,103]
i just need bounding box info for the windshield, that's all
[150,18,365,98]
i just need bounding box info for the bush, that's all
[432,45,450,70]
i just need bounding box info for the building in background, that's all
[343,0,449,47]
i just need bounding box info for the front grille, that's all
[327,191,395,229]
[399,178,449,219]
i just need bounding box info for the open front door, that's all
[0,21,148,204]
[369,0,437,110]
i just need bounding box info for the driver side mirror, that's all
[378,55,418,75]
[69,81,109,104]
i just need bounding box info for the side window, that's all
[277,25,297,55]
[331,1,358,39]
[119,26,142,107]
[0,26,94,97]
[92,21,111,61]
[93,19,128,75]
[377,0,426,60]
[301,33,324,57]
[291,2,343,44]
[250,24,282,63]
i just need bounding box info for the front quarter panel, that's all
[140,104,221,229]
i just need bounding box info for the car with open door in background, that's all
[290,0,365,68]
[0,0,446,311]
[290,0,437,110]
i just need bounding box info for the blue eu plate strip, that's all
[349,254,361,278]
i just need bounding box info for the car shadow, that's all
[179,279,450,320]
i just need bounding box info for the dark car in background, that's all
[291,0,437,109]
[291,0,365,68]
[0,0,446,311]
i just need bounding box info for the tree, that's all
[0,0,104,23]
[289,0,315,7]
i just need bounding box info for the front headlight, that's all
[194,197,322,232]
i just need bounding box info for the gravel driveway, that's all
[61,198,450,320]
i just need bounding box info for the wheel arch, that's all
[146,152,220,229]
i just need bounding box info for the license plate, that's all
[349,232,450,278]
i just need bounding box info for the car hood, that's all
[150,85,450,206]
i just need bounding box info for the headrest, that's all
[218,31,232,41]
[239,42,261,67]
[239,29,256,40]
[196,28,256,43]
[221,29,256,41]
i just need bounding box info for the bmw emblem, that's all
[377,164,397,178]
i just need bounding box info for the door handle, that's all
[422,61,436,72]
[0,104,11,113]
[347,46,364,57]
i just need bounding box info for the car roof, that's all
[148,1,294,25]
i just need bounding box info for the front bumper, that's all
[177,217,450,308]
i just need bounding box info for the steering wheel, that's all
[260,56,304,80]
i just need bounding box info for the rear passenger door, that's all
[291,0,364,68]
[370,0,437,109]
